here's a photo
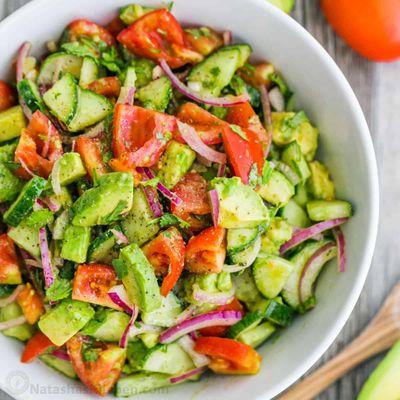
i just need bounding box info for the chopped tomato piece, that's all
[72,264,121,310]
[171,172,211,231]
[117,9,202,68]
[14,110,63,179]
[177,102,225,145]
[87,77,121,97]
[17,283,45,324]
[227,102,270,148]
[67,335,126,396]
[185,28,223,56]
[111,104,176,169]
[106,16,125,37]
[142,227,185,296]
[194,337,261,375]
[21,331,56,363]
[0,234,22,285]
[75,136,108,179]
[66,19,116,46]
[222,114,265,184]
[238,62,275,88]
[0,80,16,111]
[199,298,244,337]
[185,227,226,274]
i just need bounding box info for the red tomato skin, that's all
[185,226,226,274]
[75,136,108,179]
[321,0,400,61]
[72,264,121,310]
[106,16,125,37]
[0,234,22,285]
[67,19,115,46]
[21,332,55,363]
[14,111,63,179]
[0,81,16,111]
[87,77,121,97]
[17,283,45,324]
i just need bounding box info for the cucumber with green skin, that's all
[257,169,295,206]
[281,199,310,228]
[79,57,98,87]
[136,76,172,113]
[8,220,40,257]
[281,140,311,182]
[87,227,120,263]
[238,321,276,348]
[264,299,295,327]
[3,176,47,227]
[39,355,77,379]
[227,227,260,256]
[0,302,34,341]
[17,79,46,114]
[226,311,263,339]
[306,200,353,221]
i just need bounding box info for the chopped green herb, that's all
[46,278,72,302]
[230,124,248,141]
[149,213,190,229]
[141,177,160,188]
[82,348,100,363]
[248,163,261,188]
[262,161,274,185]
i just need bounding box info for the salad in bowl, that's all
[0,3,352,397]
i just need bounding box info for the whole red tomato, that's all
[321,0,400,61]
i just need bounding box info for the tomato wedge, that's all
[194,337,261,375]
[66,19,116,46]
[87,77,121,97]
[0,234,22,285]
[117,9,202,68]
[106,16,125,37]
[21,331,56,363]
[15,110,63,179]
[110,104,176,170]
[75,136,108,179]
[199,298,244,337]
[185,226,226,274]
[0,80,16,111]
[17,282,45,324]
[67,335,126,396]
[142,227,185,297]
[171,172,211,231]
[177,102,225,145]
[72,264,121,310]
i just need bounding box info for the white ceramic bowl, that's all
[0,0,379,399]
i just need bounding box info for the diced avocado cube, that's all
[81,309,130,342]
[46,186,73,209]
[136,76,172,113]
[51,152,87,187]
[0,302,34,341]
[72,172,134,227]
[158,141,196,189]
[0,106,27,143]
[61,225,91,263]
[8,221,40,257]
[139,332,159,349]
[257,169,295,206]
[52,210,70,240]
[213,177,270,229]
[297,119,319,161]
[38,299,95,346]
[120,4,155,25]
[120,244,162,313]
[307,160,335,200]
[306,200,353,221]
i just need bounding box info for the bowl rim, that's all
[0,0,379,399]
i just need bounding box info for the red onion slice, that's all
[16,42,32,83]
[177,121,226,164]
[0,316,27,331]
[108,285,135,314]
[0,285,25,308]
[52,349,71,361]
[142,186,163,218]
[192,284,235,306]
[119,306,139,349]
[208,189,219,228]
[159,310,243,344]
[268,87,285,112]
[280,218,349,254]
[117,87,136,106]
[39,227,54,288]
[333,227,346,273]
[170,367,207,384]
[217,163,226,177]
[259,85,273,157]
[160,59,249,107]
[43,197,61,213]
[223,31,233,45]
[110,229,129,245]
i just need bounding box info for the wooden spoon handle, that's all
[278,318,397,400]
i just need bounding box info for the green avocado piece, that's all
[50,152,87,187]
[257,169,295,206]
[0,106,27,143]
[119,244,162,313]
[38,299,95,346]
[72,172,134,227]
[61,225,91,263]
[0,302,35,341]
[8,220,40,257]
[357,341,400,400]
[158,141,196,189]
[80,309,130,342]
[307,160,335,200]
[212,177,270,228]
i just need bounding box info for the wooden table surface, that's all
[0,1,396,399]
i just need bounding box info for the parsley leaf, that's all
[282,111,309,135]
[82,348,100,363]
[141,177,159,188]
[248,164,261,188]
[149,213,190,229]
[61,42,99,59]
[112,259,128,279]
[262,161,274,185]
[230,124,248,141]
[46,278,72,302]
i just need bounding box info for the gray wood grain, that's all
[0,1,396,399]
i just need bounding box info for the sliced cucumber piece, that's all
[79,57,99,87]
[67,88,112,132]
[43,73,78,124]
[40,354,77,379]
[238,321,276,348]
[136,76,172,113]
[17,79,46,114]
[257,169,295,206]
[38,53,83,86]
[281,141,311,181]
[306,200,353,221]
[227,227,260,256]
[88,228,119,263]
[264,299,295,327]
[253,255,294,299]
[3,176,47,227]
[281,199,310,228]
[226,310,263,339]
[229,235,261,266]
[8,221,40,257]
[232,268,266,311]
